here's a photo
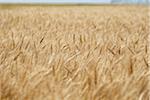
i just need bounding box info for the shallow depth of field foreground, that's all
[0,5,149,100]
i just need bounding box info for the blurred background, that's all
[0,0,149,4]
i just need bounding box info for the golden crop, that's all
[0,5,149,100]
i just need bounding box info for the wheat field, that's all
[0,5,149,100]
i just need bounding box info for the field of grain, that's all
[0,5,149,100]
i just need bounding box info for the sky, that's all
[0,0,111,3]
